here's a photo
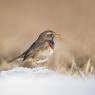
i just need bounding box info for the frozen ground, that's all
[0,67,95,95]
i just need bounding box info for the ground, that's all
[0,67,95,95]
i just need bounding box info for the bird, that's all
[8,30,62,65]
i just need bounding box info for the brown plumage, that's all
[9,30,60,64]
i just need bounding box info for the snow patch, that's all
[0,67,95,95]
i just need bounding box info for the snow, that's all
[0,67,95,95]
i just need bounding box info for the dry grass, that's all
[0,54,95,77]
[50,56,95,77]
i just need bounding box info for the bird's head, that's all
[38,30,62,41]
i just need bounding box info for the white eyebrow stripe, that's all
[47,32,52,35]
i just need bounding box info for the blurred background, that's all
[0,0,95,73]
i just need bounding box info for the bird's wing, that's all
[8,41,47,63]
[8,40,45,63]
[22,40,46,61]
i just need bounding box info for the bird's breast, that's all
[44,41,54,56]
[47,46,54,56]
[40,46,54,58]
[31,47,54,64]
[31,41,54,64]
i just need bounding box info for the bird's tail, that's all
[8,55,23,63]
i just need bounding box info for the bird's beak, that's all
[55,33,63,40]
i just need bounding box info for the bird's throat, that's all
[48,39,55,49]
